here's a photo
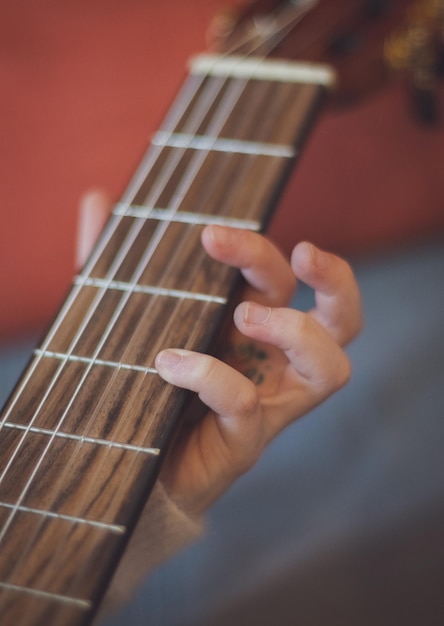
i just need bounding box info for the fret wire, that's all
[159,77,254,213]
[34,348,158,374]
[0,78,212,438]
[1,0,328,608]
[7,77,228,429]
[3,421,160,456]
[0,216,177,538]
[152,131,297,158]
[0,58,252,580]
[0,31,326,604]
[0,582,92,610]
[0,73,218,437]
[26,299,221,598]
[43,65,265,442]
[120,73,210,207]
[0,0,318,438]
[0,502,126,534]
[0,54,232,441]
[62,296,220,554]
[0,71,236,493]
[132,82,230,209]
[73,276,228,304]
[0,64,256,570]
[112,204,261,230]
[0,56,284,456]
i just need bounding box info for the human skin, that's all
[78,191,363,518]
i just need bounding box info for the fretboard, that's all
[0,54,334,625]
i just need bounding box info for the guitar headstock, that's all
[209,0,444,120]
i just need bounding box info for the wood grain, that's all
[0,63,327,624]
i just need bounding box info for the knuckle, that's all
[201,355,218,383]
[334,352,352,389]
[235,380,260,418]
[293,310,311,336]
[317,350,351,395]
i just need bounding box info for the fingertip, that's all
[201,224,236,253]
[155,348,185,372]
[309,243,330,270]
[76,188,111,269]
[233,301,247,330]
[79,188,111,216]
[201,224,213,251]
[292,241,327,269]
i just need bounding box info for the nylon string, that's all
[0,0,319,584]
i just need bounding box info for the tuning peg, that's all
[384,0,444,124]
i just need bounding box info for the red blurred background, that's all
[1,0,443,338]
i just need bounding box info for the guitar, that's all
[213,0,444,120]
[0,1,427,624]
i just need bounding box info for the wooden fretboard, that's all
[0,55,334,625]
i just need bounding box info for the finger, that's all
[234,302,351,393]
[76,189,111,269]
[155,349,265,470]
[201,225,296,306]
[291,242,363,346]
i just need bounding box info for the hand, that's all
[155,225,362,516]
[76,192,362,518]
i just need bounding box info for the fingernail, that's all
[244,302,272,325]
[208,225,234,246]
[310,244,329,270]
[156,349,183,370]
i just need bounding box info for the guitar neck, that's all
[0,54,333,625]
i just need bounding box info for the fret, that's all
[1,355,184,448]
[0,582,91,609]
[190,54,335,86]
[120,74,206,208]
[0,430,159,525]
[86,219,236,295]
[132,144,290,217]
[0,502,126,534]
[173,72,321,146]
[113,203,261,230]
[45,291,224,365]
[0,586,90,626]
[152,131,297,158]
[132,83,321,215]
[2,421,160,456]
[35,348,159,375]
[0,48,333,624]
[0,510,122,601]
[74,276,227,304]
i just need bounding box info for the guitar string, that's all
[4,69,320,624]
[1,72,282,588]
[53,5,324,589]
[0,20,320,616]
[3,74,239,596]
[0,4,318,588]
[0,0,312,439]
[0,76,239,581]
[0,0,320,592]
[0,64,257,511]
[0,0,307,441]
[0,0,313,488]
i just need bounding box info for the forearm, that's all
[95,481,204,622]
